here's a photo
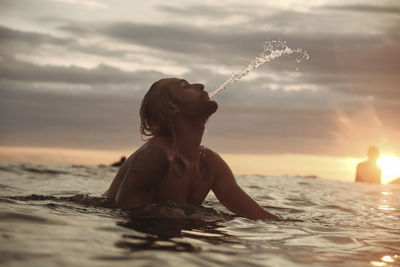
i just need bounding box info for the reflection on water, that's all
[113,204,240,253]
[371,254,399,266]
[378,191,396,213]
[378,205,396,212]
[377,190,397,218]
[1,162,400,267]
[381,255,396,263]
[115,216,234,253]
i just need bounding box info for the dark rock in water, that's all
[389,177,400,184]
[304,175,318,179]
[295,175,318,179]
[110,156,126,167]
[21,167,68,175]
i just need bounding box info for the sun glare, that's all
[377,156,400,184]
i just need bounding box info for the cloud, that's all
[52,0,108,9]
[1,81,339,154]
[97,21,271,66]
[322,4,400,15]
[0,24,75,46]
[0,83,141,150]
[205,98,386,157]
[1,17,399,105]
[0,74,383,157]
[2,20,399,128]
[155,3,233,18]
[54,19,400,75]
[1,1,399,159]
[0,56,163,86]
[373,99,400,131]
[0,25,131,58]
[4,13,398,77]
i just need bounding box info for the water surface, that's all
[0,162,399,266]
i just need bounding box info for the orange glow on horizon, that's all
[2,145,398,183]
[0,146,132,166]
[377,155,400,184]
[219,153,359,182]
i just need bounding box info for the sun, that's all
[377,155,400,184]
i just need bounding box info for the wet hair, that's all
[139,79,175,138]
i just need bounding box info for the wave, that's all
[0,211,52,224]
[2,194,231,221]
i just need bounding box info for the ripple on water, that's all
[320,235,359,245]
[0,251,53,264]
[1,164,400,267]
[321,204,355,213]
[0,211,54,224]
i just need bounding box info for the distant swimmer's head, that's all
[367,146,380,162]
[140,78,218,138]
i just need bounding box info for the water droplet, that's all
[209,40,309,98]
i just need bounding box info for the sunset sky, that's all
[1,0,400,183]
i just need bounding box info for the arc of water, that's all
[208,41,309,98]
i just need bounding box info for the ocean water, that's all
[0,162,399,267]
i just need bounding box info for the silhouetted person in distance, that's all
[103,78,279,220]
[355,146,381,184]
[111,156,126,167]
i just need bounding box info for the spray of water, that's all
[208,40,309,98]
